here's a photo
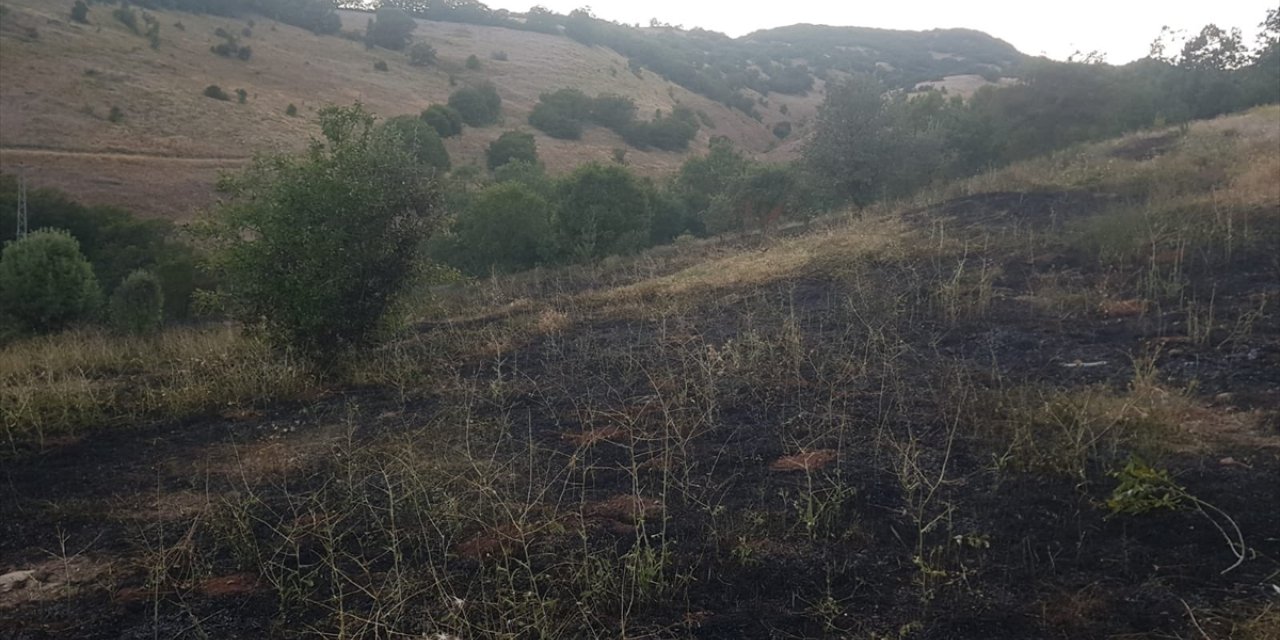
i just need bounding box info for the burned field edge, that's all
[2,112,1280,638]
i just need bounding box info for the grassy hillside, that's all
[2,106,1277,638]
[0,1,822,218]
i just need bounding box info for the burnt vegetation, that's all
[1,3,1279,639]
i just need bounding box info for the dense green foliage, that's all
[109,269,164,335]
[420,104,463,137]
[203,84,230,100]
[553,163,651,260]
[445,183,553,274]
[204,105,439,364]
[485,131,536,170]
[447,83,502,126]
[379,115,451,171]
[0,176,201,319]
[0,230,101,334]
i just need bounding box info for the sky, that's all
[484,0,1278,63]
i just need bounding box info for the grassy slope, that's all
[0,1,820,218]
[2,106,1278,638]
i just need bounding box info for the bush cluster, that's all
[526,88,698,150]
[485,131,536,170]
[379,115,451,171]
[447,83,502,127]
[420,104,463,137]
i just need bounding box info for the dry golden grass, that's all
[0,1,801,219]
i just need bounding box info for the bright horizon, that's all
[483,0,1277,64]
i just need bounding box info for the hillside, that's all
[2,105,1278,638]
[0,0,1022,219]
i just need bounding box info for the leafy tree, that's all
[366,7,416,51]
[705,165,798,234]
[0,229,101,333]
[203,104,439,365]
[486,131,536,170]
[448,83,502,126]
[451,183,553,274]
[554,163,651,260]
[465,53,481,69]
[408,41,437,66]
[379,115,451,171]
[109,269,164,335]
[1178,25,1249,71]
[420,104,463,137]
[803,76,910,204]
[70,0,90,24]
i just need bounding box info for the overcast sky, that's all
[485,0,1277,63]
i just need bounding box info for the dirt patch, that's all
[0,556,113,609]
[906,191,1120,229]
[768,449,838,472]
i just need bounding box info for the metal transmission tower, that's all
[15,170,28,240]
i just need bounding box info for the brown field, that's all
[0,1,822,219]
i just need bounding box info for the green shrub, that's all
[772,121,792,139]
[373,59,389,71]
[365,7,416,50]
[0,176,202,320]
[408,42,436,66]
[448,83,502,126]
[236,88,248,104]
[554,163,652,260]
[528,102,583,139]
[420,104,463,137]
[70,0,89,24]
[465,53,481,70]
[491,50,508,61]
[286,103,299,116]
[204,85,230,101]
[108,105,124,123]
[450,183,553,274]
[109,269,163,335]
[379,115,451,171]
[205,105,441,365]
[0,229,101,333]
[591,93,637,130]
[486,131,536,170]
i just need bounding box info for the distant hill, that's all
[0,0,1027,219]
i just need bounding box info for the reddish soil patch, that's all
[455,524,526,560]
[199,573,259,598]
[1098,298,1149,317]
[563,425,627,447]
[769,449,838,472]
[585,495,662,524]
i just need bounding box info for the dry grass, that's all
[0,325,314,446]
